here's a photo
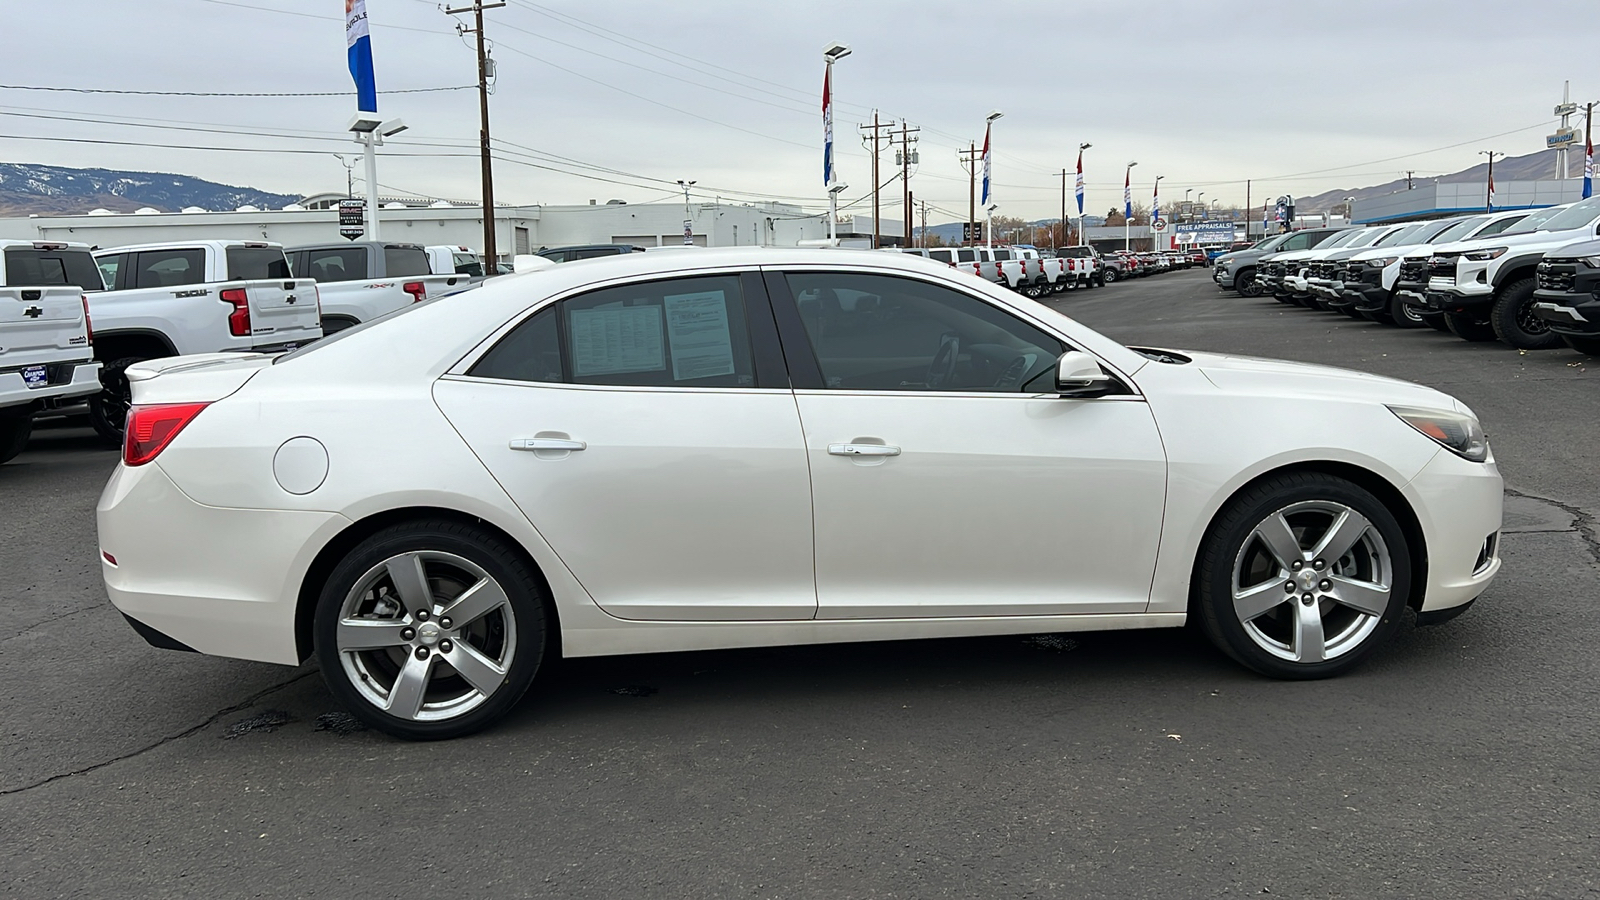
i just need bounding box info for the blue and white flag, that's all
[1074,149,1085,216]
[1123,168,1132,220]
[1152,183,1160,224]
[346,0,377,113]
[980,122,992,206]
[1584,108,1593,200]
[822,67,833,186]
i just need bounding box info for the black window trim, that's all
[458,267,792,391]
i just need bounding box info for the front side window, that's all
[303,247,366,282]
[135,249,206,289]
[96,254,124,290]
[470,274,756,388]
[785,272,1064,393]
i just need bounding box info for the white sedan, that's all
[98,248,1502,739]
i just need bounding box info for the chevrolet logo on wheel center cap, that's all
[418,621,442,646]
[1297,568,1321,591]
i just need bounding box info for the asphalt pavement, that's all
[2,269,1596,899]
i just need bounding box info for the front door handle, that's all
[828,443,901,457]
[510,438,587,451]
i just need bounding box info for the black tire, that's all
[1389,294,1426,328]
[1235,269,1261,297]
[1102,268,1118,283]
[1489,278,1560,350]
[1420,310,1450,332]
[1444,311,1498,342]
[87,356,148,446]
[0,414,32,465]
[314,519,549,740]
[1560,334,1600,355]
[1194,472,1411,680]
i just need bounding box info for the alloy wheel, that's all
[1231,501,1392,664]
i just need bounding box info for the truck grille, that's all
[1338,263,1364,282]
[1398,259,1429,284]
[1265,262,1284,278]
[1536,259,1578,293]
[1428,253,1459,282]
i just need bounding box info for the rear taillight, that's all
[82,295,93,344]
[403,282,426,303]
[220,288,250,337]
[123,402,210,467]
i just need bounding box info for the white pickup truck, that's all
[0,240,103,463]
[88,240,322,441]
[286,241,476,333]
[425,245,487,278]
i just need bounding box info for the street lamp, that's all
[823,42,851,242]
[1341,196,1355,221]
[1124,161,1138,252]
[1076,142,1091,247]
[677,179,697,245]
[347,113,407,241]
[331,153,355,200]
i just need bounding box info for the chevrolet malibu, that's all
[98,248,1502,739]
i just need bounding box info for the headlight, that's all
[1580,256,1600,268]
[1388,405,1489,462]
[1463,247,1508,261]
[1364,257,1399,268]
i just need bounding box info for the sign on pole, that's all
[683,219,694,245]
[963,222,985,243]
[338,198,366,241]
[1547,128,1579,149]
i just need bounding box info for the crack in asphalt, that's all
[0,671,318,799]
[1505,486,1600,568]
[1,604,107,647]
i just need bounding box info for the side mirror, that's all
[1055,350,1116,398]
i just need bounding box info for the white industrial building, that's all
[0,197,902,257]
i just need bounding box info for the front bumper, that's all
[97,460,350,665]
[0,359,101,412]
[1402,448,1503,613]
[1531,289,1600,336]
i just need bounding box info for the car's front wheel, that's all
[1102,268,1118,283]
[1235,269,1261,297]
[315,519,548,740]
[1195,472,1410,679]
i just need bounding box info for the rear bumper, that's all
[0,360,101,412]
[97,460,350,665]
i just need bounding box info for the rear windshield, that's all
[226,247,292,280]
[3,247,104,290]
[384,247,431,277]
[451,253,484,277]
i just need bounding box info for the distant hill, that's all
[0,162,298,216]
[1295,148,1583,213]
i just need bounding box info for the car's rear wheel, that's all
[1560,334,1600,355]
[1444,311,1498,342]
[1489,278,1560,350]
[314,519,548,740]
[0,413,32,464]
[87,356,146,445]
[1195,472,1410,679]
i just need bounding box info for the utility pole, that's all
[1481,150,1504,212]
[894,120,920,247]
[1245,179,1251,238]
[677,179,697,244]
[445,0,505,269]
[958,143,981,245]
[1056,169,1068,249]
[918,198,929,248]
[1403,170,1415,190]
[859,112,892,249]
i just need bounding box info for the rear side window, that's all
[928,249,954,263]
[96,254,125,290]
[3,248,104,291]
[135,248,206,289]
[384,247,431,277]
[471,274,756,388]
[225,248,291,280]
[957,249,976,262]
[302,247,366,282]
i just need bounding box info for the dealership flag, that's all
[822,67,833,186]
[980,122,993,206]
[346,0,377,112]
[1488,171,1496,210]
[1123,169,1132,220]
[1152,182,1161,224]
[1584,107,1594,200]
[1074,149,1085,216]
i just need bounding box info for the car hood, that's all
[1430,228,1591,255]
[1166,349,1464,411]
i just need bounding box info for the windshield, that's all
[1501,204,1576,236]
[1251,234,1290,253]
[1430,216,1487,243]
[1374,224,1425,247]
[1527,195,1600,233]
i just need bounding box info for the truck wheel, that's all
[1560,335,1600,355]
[1489,278,1560,350]
[1388,294,1426,328]
[88,356,145,446]
[1102,268,1118,283]
[0,414,32,465]
[1443,312,1497,342]
[1235,269,1261,297]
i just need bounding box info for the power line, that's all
[0,83,472,97]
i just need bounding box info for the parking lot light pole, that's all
[347,113,407,241]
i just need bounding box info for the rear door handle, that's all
[510,438,587,451]
[828,443,900,457]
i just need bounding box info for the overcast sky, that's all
[3,0,1593,223]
